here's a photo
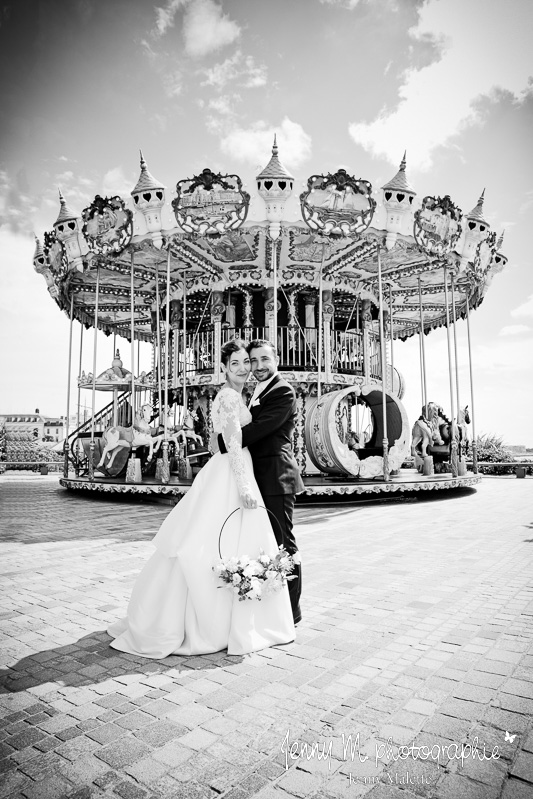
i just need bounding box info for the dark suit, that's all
[218,374,304,623]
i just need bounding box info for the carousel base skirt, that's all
[59,469,481,503]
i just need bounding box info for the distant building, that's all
[0,409,66,443]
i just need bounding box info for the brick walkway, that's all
[0,474,532,799]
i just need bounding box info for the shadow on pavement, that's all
[0,631,243,694]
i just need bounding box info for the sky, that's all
[0,0,532,446]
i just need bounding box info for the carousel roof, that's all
[131,151,166,194]
[34,145,508,343]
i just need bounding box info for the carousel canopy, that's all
[34,146,508,342]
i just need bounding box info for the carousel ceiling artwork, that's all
[33,143,508,343]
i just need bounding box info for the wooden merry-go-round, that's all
[33,142,508,501]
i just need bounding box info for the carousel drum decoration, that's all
[300,168,376,237]
[81,195,133,255]
[305,384,410,479]
[413,195,462,257]
[43,230,69,281]
[172,167,250,236]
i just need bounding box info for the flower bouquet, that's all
[213,547,301,601]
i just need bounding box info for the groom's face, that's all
[249,345,278,383]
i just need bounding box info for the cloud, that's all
[219,118,312,169]
[511,294,533,319]
[102,167,134,197]
[182,0,240,58]
[208,94,241,116]
[153,0,189,37]
[499,324,531,336]
[348,0,533,169]
[519,190,533,215]
[319,0,361,8]
[201,50,267,90]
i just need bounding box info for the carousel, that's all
[32,141,508,499]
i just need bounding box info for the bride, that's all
[107,339,295,657]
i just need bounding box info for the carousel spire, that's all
[382,151,415,194]
[131,150,166,248]
[256,137,294,240]
[497,229,505,250]
[381,152,416,250]
[54,189,77,225]
[466,189,488,225]
[256,135,294,181]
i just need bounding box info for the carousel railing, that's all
[331,329,364,374]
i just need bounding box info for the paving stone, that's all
[502,778,533,798]
[95,737,151,768]
[510,751,533,784]
[433,773,500,799]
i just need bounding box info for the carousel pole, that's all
[317,240,326,399]
[182,270,187,416]
[63,292,75,478]
[155,262,163,424]
[272,238,278,345]
[465,293,478,474]
[388,284,395,393]
[126,249,139,483]
[418,277,428,410]
[443,266,458,477]
[160,247,171,484]
[88,266,100,481]
[75,322,84,475]
[451,272,466,475]
[377,245,390,481]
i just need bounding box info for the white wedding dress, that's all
[107,387,295,657]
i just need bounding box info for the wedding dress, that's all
[107,387,295,657]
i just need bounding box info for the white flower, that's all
[226,557,239,573]
[259,555,271,566]
[279,556,292,571]
[232,573,242,585]
[243,561,262,578]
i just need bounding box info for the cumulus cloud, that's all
[201,50,267,90]
[511,294,533,318]
[102,167,134,197]
[499,324,531,336]
[183,0,240,58]
[219,118,312,169]
[349,0,533,169]
[153,0,188,38]
[319,0,361,8]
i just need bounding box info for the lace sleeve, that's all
[218,390,254,499]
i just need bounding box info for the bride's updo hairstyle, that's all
[220,338,247,366]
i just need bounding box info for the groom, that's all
[217,339,304,625]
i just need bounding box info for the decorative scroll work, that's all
[413,195,462,257]
[300,168,375,237]
[81,196,133,255]
[173,168,250,236]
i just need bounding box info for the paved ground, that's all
[0,474,532,799]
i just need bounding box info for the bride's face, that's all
[222,348,251,388]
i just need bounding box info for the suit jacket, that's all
[218,374,305,497]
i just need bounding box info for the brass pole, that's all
[183,271,187,416]
[388,284,394,394]
[63,292,74,478]
[465,293,478,473]
[75,321,84,475]
[443,266,458,477]
[155,262,162,423]
[377,245,390,480]
[89,266,100,481]
[130,250,136,416]
[317,240,326,399]
[161,247,171,483]
[418,277,428,410]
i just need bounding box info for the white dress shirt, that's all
[249,373,277,406]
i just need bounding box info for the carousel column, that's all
[75,322,84,476]
[287,290,297,368]
[294,384,308,475]
[242,289,253,339]
[63,293,75,478]
[88,266,100,481]
[361,299,372,380]
[160,247,172,484]
[264,287,278,345]
[417,277,433,476]
[322,283,335,384]
[443,266,458,478]
[302,292,318,370]
[211,287,225,382]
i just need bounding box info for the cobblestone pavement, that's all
[1,474,532,799]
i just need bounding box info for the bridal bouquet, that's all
[213,547,301,601]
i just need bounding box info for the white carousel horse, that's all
[411,401,442,457]
[180,410,203,447]
[96,404,187,471]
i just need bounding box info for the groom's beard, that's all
[252,367,276,383]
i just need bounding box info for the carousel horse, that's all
[411,401,442,457]
[96,404,187,471]
[180,410,203,448]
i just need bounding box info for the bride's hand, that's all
[241,490,258,510]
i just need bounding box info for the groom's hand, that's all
[209,432,220,454]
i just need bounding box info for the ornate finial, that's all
[33,234,44,258]
[58,188,65,203]
[399,151,407,171]
[467,189,487,222]
[497,229,505,250]
[140,149,146,170]
[272,134,278,156]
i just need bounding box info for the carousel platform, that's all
[59,468,481,503]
